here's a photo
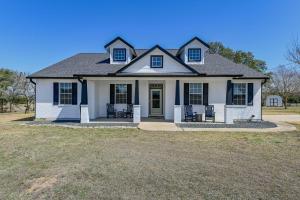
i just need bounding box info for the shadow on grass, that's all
[13,116,35,122]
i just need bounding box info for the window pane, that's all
[59,83,72,105]
[188,49,201,62]
[113,49,126,61]
[151,56,163,68]
[190,94,202,105]
[116,84,127,104]
[189,83,203,105]
[232,83,246,105]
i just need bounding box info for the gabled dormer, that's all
[104,37,136,64]
[176,37,210,65]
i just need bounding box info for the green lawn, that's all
[263,106,300,115]
[0,113,299,199]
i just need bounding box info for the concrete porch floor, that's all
[91,117,133,123]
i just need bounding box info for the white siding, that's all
[95,80,135,117]
[35,77,263,123]
[225,80,262,123]
[108,40,133,64]
[179,39,209,65]
[35,79,81,120]
[123,48,191,74]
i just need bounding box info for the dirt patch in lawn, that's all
[26,176,58,194]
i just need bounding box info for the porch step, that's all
[138,122,181,131]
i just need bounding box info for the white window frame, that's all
[189,83,203,105]
[59,83,73,105]
[188,48,201,62]
[151,55,163,68]
[113,48,126,61]
[115,84,127,104]
[232,83,247,106]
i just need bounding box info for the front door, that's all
[150,89,163,116]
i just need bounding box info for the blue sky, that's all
[0,0,299,73]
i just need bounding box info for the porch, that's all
[76,77,260,124]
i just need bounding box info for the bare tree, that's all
[18,72,35,113]
[287,37,300,67]
[271,65,300,109]
[5,72,22,112]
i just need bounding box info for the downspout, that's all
[29,78,36,119]
[261,78,268,121]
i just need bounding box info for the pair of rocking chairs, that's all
[184,105,215,122]
[106,103,133,118]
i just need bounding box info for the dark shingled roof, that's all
[28,49,268,79]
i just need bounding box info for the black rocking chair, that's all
[106,103,116,118]
[205,105,215,122]
[184,105,197,122]
[124,104,133,118]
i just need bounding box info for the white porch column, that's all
[80,105,89,123]
[174,80,181,123]
[174,105,182,123]
[133,105,141,123]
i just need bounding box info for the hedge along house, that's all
[27,36,268,124]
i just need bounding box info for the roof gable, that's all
[116,45,199,74]
[177,36,210,56]
[104,36,135,49]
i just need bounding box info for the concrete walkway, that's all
[138,115,300,132]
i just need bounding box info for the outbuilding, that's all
[265,95,283,107]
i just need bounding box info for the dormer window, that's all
[113,48,126,61]
[188,48,201,62]
[150,55,163,68]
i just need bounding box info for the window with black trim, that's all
[150,55,163,68]
[59,83,72,105]
[115,84,127,104]
[113,48,126,61]
[189,83,203,105]
[233,83,246,105]
[188,48,201,62]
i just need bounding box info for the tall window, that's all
[233,83,246,105]
[115,84,127,104]
[113,48,126,61]
[188,48,201,62]
[59,83,72,105]
[151,55,163,68]
[189,83,203,105]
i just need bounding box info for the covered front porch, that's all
[78,77,182,124]
[76,77,240,124]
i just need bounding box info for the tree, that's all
[17,72,35,113]
[271,65,300,109]
[0,68,14,112]
[5,71,22,112]
[287,37,300,67]
[209,42,267,72]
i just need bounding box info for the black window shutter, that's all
[247,83,254,106]
[53,82,59,105]
[127,84,132,104]
[226,80,233,105]
[203,83,209,106]
[110,84,115,104]
[184,83,189,105]
[72,83,77,105]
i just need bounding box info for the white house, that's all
[28,36,268,124]
[265,95,283,107]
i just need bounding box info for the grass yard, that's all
[0,113,299,199]
[263,106,300,115]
